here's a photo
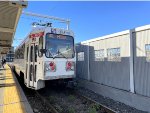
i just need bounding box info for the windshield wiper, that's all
[53,49,68,59]
[58,51,68,59]
[46,49,55,59]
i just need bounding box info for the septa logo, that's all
[29,32,44,38]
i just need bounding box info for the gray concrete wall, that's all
[133,30,150,97]
[134,57,150,97]
[76,33,131,91]
[89,57,130,91]
[76,44,89,80]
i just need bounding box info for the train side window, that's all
[35,45,38,62]
[17,50,20,59]
[38,36,43,57]
[26,64,27,79]
[27,47,29,61]
[14,51,17,59]
[21,45,25,59]
[30,64,33,81]
[34,65,37,82]
[30,46,33,62]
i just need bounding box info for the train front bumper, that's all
[44,74,76,80]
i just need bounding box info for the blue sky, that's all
[13,1,150,47]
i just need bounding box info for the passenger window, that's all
[30,64,33,81]
[38,36,43,57]
[27,47,29,61]
[35,45,38,62]
[30,46,33,62]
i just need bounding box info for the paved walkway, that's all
[0,65,33,113]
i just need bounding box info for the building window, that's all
[107,48,121,62]
[145,44,150,62]
[94,49,104,61]
[78,52,84,61]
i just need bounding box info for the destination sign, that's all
[50,28,73,36]
[47,34,66,39]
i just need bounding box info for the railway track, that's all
[75,92,117,113]
[35,91,59,113]
[69,87,117,113]
[11,67,117,113]
[37,89,117,113]
[37,90,117,113]
[37,83,117,113]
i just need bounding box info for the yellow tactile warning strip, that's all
[2,65,26,113]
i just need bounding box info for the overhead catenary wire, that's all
[22,11,70,23]
[21,16,47,23]
[14,38,24,41]
[20,16,65,29]
[22,11,70,30]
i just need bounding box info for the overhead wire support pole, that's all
[22,11,70,30]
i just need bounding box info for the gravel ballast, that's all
[76,86,147,113]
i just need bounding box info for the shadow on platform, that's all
[0,76,13,79]
[0,77,13,80]
[0,83,15,88]
[0,68,9,71]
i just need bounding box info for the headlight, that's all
[66,61,74,71]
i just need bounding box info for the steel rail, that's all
[35,91,59,113]
[77,93,118,113]
[67,86,117,113]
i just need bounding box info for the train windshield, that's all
[45,33,74,58]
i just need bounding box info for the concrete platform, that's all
[0,65,33,113]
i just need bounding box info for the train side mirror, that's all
[40,49,46,53]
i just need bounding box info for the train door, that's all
[26,43,38,88]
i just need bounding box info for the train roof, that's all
[15,26,74,51]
